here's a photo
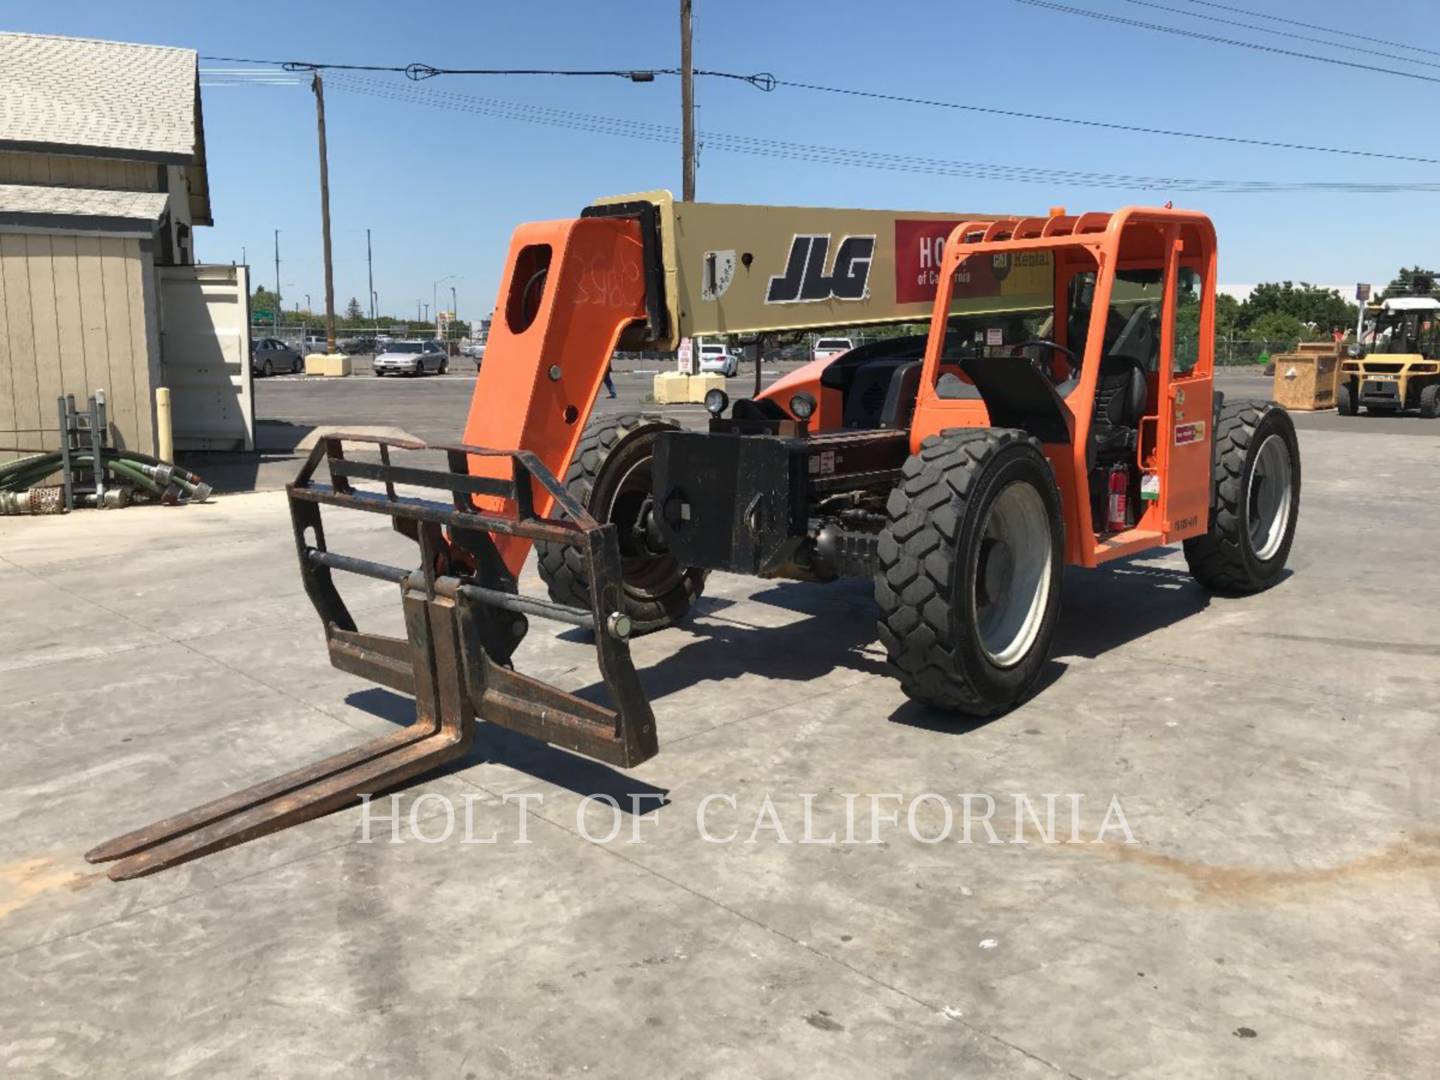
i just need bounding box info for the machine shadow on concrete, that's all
[345,687,671,813]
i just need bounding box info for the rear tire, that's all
[536,413,707,634]
[1420,383,1440,419]
[875,429,1063,715]
[1337,381,1357,416]
[1184,399,1300,593]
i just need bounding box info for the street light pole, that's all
[680,0,696,201]
[450,285,458,340]
[432,274,456,340]
[311,72,337,354]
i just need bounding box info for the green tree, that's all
[1378,266,1437,300]
[252,285,282,314]
[1248,311,1307,345]
[344,296,363,322]
[1214,292,1241,337]
[1240,282,1355,337]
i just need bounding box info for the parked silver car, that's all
[251,337,303,376]
[373,339,449,377]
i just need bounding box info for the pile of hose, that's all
[0,449,212,515]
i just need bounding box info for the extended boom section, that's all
[87,434,655,879]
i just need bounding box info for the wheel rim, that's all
[599,452,684,596]
[973,481,1052,668]
[1247,433,1293,561]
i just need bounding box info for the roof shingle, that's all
[0,32,198,162]
[0,182,170,229]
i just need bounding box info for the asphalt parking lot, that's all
[228,365,1433,493]
[2,371,1437,1076]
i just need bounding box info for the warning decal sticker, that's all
[1175,421,1206,446]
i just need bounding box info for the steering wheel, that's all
[1009,339,1078,387]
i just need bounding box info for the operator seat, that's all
[1089,355,1148,463]
[878,361,922,428]
[1088,302,1157,464]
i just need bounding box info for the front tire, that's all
[1337,381,1357,416]
[1184,400,1300,593]
[1420,383,1440,419]
[875,429,1064,715]
[536,413,707,634]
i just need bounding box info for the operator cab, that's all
[1365,296,1440,358]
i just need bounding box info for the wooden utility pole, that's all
[366,228,375,325]
[312,73,337,353]
[681,0,695,201]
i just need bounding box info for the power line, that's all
[199,51,1440,166]
[775,78,1440,167]
[1171,0,1440,58]
[1013,0,1440,85]
[327,74,1440,194]
[196,53,775,89]
[1121,0,1440,69]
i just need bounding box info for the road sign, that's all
[677,337,695,374]
[253,308,273,321]
[1356,283,1371,302]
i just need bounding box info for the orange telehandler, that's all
[89,194,1300,877]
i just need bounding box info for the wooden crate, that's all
[1271,343,1341,411]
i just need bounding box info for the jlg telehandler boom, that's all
[89,193,1299,878]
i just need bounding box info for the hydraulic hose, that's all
[0,449,210,500]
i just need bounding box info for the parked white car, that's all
[697,341,738,377]
[812,337,853,363]
[372,339,449,377]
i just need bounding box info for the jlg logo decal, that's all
[766,234,875,304]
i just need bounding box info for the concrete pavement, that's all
[2,419,1438,1076]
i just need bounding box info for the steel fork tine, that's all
[101,595,473,880]
[103,727,471,880]
[84,724,435,865]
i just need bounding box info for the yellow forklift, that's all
[1341,293,1440,417]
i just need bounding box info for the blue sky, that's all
[11,1,1438,321]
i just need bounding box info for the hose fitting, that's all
[0,486,66,515]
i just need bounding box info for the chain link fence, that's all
[1213,337,1310,367]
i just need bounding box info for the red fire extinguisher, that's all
[1106,464,1129,532]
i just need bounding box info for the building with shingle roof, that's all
[0,32,251,461]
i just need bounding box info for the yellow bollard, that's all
[155,387,174,463]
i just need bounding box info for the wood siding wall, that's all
[0,150,155,191]
[0,233,159,460]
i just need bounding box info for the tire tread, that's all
[1183,398,1297,592]
[875,427,1055,713]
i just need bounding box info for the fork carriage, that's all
[86,435,656,879]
